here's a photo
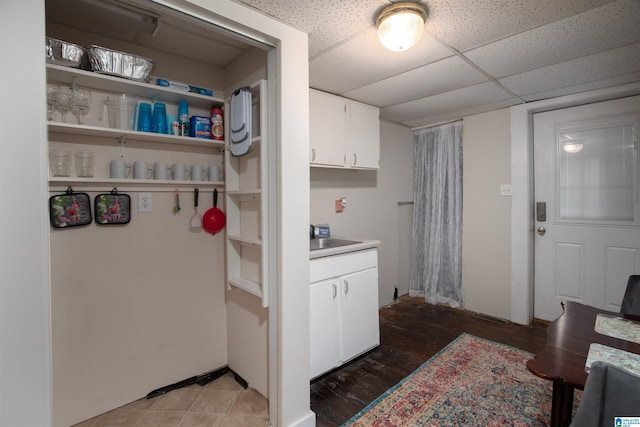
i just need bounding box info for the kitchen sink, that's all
[310,238,361,251]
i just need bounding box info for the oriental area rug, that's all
[342,333,564,427]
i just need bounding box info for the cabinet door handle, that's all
[344,281,349,294]
[311,148,316,161]
[333,283,337,298]
[353,153,357,165]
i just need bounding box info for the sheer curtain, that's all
[410,121,463,307]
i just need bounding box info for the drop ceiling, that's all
[236,0,640,129]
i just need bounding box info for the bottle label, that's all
[211,107,224,140]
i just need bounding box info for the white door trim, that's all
[509,81,640,325]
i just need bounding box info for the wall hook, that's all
[118,136,127,158]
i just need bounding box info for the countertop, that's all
[309,237,381,260]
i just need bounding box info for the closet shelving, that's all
[224,79,272,307]
[46,64,225,190]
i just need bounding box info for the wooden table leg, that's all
[560,385,575,427]
[551,380,575,427]
[551,380,563,427]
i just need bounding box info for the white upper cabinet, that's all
[309,89,380,170]
[309,89,348,167]
[349,102,380,169]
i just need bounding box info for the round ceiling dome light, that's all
[376,2,427,52]
[563,143,584,153]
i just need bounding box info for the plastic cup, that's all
[152,103,167,134]
[137,103,152,132]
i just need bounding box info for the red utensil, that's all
[202,188,226,235]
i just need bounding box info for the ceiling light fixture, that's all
[376,2,427,52]
[563,143,584,153]
[560,134,584,153]
[81,0,160,36]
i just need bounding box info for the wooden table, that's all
[526,301,640,427]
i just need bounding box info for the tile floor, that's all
[72,372,269,427]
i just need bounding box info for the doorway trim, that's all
[509,81,640,325]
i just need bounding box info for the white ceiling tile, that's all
[518,72,640,102]
[343,56,488,107]
[499,43,640,97]
[237,0,388,56]
[403,98,522,129]
[381,82,517,122]
[310,28,453,95]
[464,0,640,78]
[425,0,614,51]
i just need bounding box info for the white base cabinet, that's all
[340,268,380,362]
[309,249,380,380]
[309,278,341,378]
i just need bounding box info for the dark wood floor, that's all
[310,296,549,427]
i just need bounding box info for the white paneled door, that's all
[533,96,640,321]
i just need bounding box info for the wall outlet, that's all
[500,184,513,197]
[138,192,152,212]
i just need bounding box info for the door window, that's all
[557,116,638,223]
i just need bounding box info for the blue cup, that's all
[152,103,167,134]
[137,103,152,132]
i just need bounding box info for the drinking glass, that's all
[56,86,74,123]
[71,88,91,125]
[46,83,60,121]
[49,149,71,177]
[74,151,95,177]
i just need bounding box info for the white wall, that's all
[462,109,513,320]
[50,192,227,426]
[310,121,414,307]
[0,2,52,426]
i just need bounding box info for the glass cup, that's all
[46,83,60,121]
[71,87,92,125]
[49,149,71,177]
[56,86,74,123]
[74,151,95,177]
[101,95,137,130]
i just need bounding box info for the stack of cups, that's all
[137,103,152,132]
[152,103,167,134]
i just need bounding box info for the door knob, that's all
[537,226,546,236]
